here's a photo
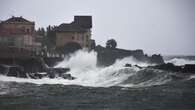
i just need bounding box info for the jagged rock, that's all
[125,64,132,67]
[62,73,76,80]
[0,64,75,80]
[134,65,143,69]
[47,67,70,78]
[182,64,195,73]
[27,67,74,80]
[149,63,195,73]
[28,72,47,79]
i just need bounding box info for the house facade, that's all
[0,16,35,49]
[54,16,92,48]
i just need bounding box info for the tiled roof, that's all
[3,16,34,24]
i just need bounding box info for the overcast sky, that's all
[0,0,195,55]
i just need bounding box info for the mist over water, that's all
[0,50,194,88]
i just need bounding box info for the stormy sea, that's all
[0,50,195,110]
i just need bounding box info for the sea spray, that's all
[165,58,195,66]
[55,50,141,87]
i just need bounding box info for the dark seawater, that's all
[0,79,195,110]
[0,54,195,110]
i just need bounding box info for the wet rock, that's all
[28,72,47,79]
[183,64,195,73]
[149,63,182,72]
[47,67,73,79]
[62,73,76,80]
[125,64,132,67]
[134,65,143,69]
[149,63,195,73]
[52,68,70,74]
[0,64,75,80]
[0,64,27,78]
[47,67,70,77]
[0,64,9,75]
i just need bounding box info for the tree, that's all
[106,39,117,49]
[36,27,45,36]
[90,39,96,50]
[46,25,56,49]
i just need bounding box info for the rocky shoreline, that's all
[0,57,75,80]
[0,47,194,80]
[124,63,195,74]
[148,63,195,73]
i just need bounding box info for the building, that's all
[0,16,35,49]
[54,16,92,48]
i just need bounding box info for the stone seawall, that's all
[0,57,47,73]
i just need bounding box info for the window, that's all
[82,35,84,41]
[0,37,4,46]
[21,26,25,31]
[7,37,15,46]
[72,36,74,40]
[26,29,30,33]
[86,35,89,41]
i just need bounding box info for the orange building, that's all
[0,16,35,49]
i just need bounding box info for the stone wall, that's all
[95,45,164,66]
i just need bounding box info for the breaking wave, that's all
[0,50,193,87]
[165,58,195,66]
